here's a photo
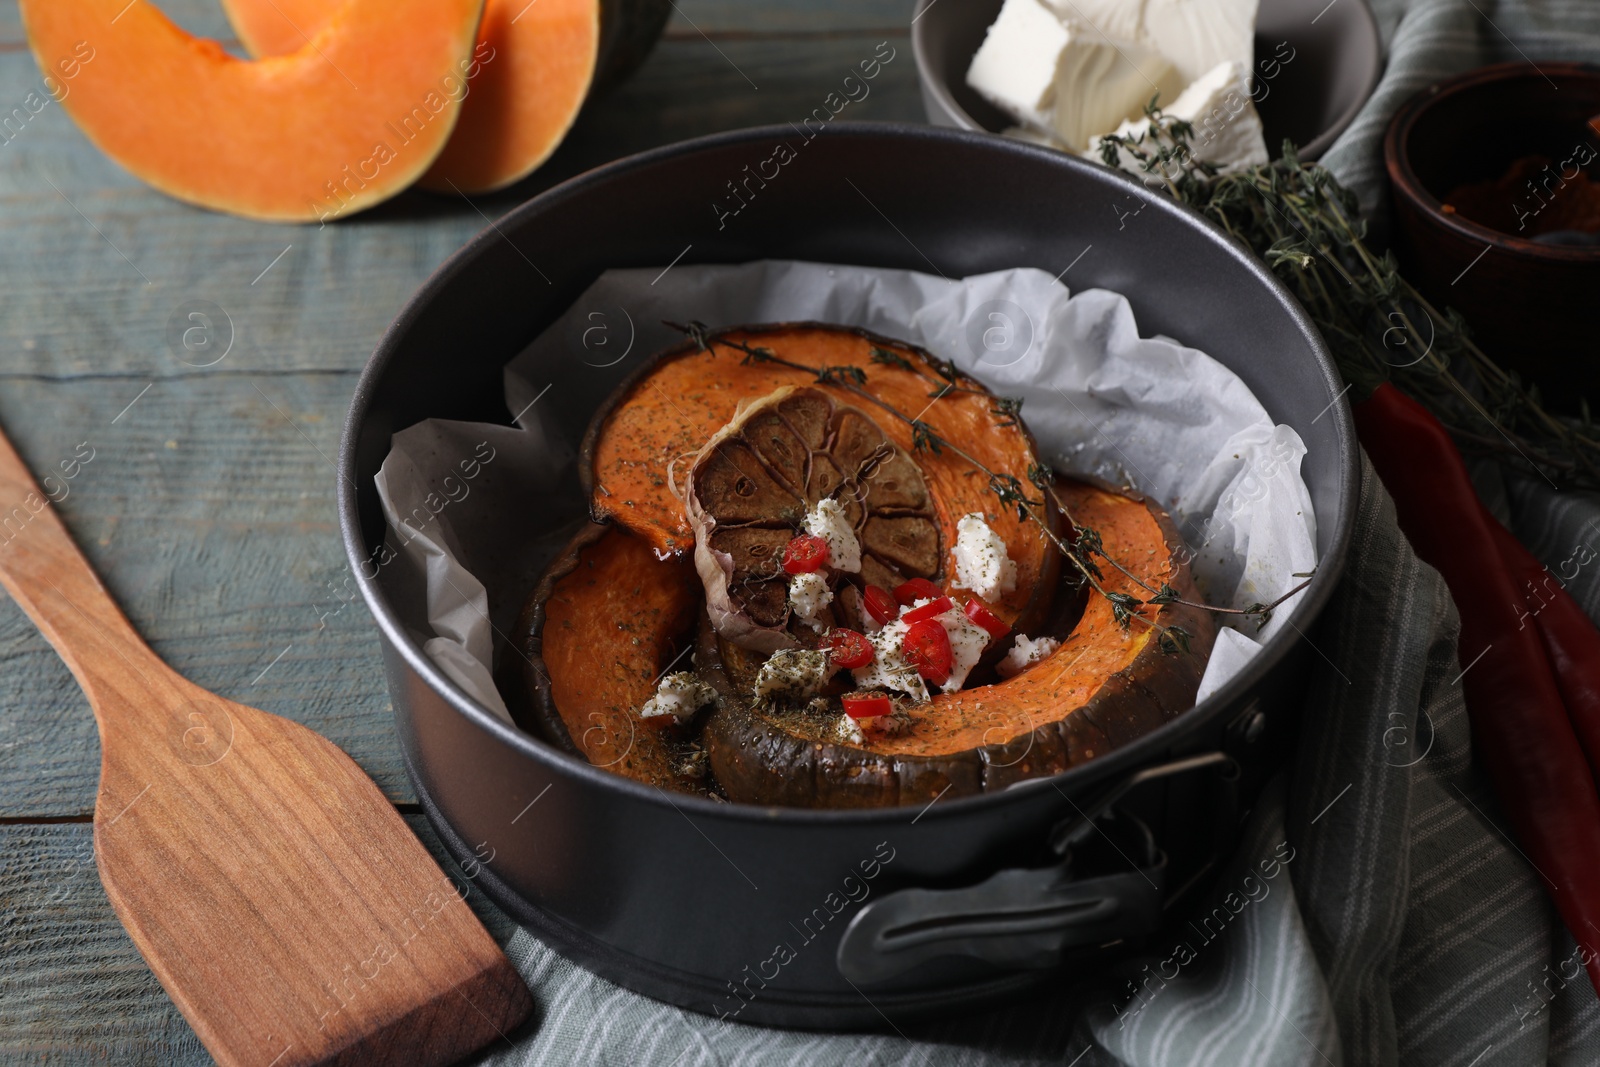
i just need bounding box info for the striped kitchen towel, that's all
[483,0,1600,1060]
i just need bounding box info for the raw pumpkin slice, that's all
[684,385,939,654]
[700,478,1217,808]
[520,521,707,792]
[219,0,601,194]
[19,0,483,222]
[584,324,1060,634]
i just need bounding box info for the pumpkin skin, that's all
[218,0,667,194]
[19,0,484,221]
[700,478,1216,807]
[520,520,707,793]
[581,323,1061,636]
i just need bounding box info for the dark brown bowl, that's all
[1385,62,1600,410]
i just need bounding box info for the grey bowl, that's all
[914,0,1382,161]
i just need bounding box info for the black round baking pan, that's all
[913,0,1383,162]
[338,123,1357,1030]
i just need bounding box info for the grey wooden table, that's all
[0,1,921,1059]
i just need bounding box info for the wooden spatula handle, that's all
[0,426,164,707]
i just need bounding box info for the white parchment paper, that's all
[374,259,1318,722]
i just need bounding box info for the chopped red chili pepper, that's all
[902,619,952,685]
[862,585,898,626]
[823,628,874,670]
[901,596,954,624]
[894,577,943,606]
[1357,382,1600,995]
[842,692,893,719]
[962,596,1010,639]
[782,533,830,575]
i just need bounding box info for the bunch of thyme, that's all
[1102,106,1600,489]
[664,322,1312,653]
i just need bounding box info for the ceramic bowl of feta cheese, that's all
[914,0,1381,166]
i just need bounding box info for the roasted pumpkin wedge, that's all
[699,478,1216,807]
[520,521,707,792]
[218,0,601,194]
[20,0,484,221]
[583,323,1060,634]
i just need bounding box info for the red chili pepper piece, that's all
[894,577,943,606]
[842,693,893,719]
[901,619,952,685]
[1489,518,1600,805]
[1356,382,1600,996]
[901,596,953,624]
[962,596,1010,639]
[862,585,898,626]
[823,628,874,670]
[782,533,830,575]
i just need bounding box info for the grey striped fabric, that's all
[483,1,1600,1061]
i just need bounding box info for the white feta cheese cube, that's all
[966,0,1072,132]
[1141,0,1258,83]
[639,672,717,720]
[935,606,993,693]
[754,649,831,705]
[851,619,930,704]
[803,497,861,573]
[788,571,833,632]
[1092,60,1267,173]
[954,514,1019,602]
[968,0,1180,151]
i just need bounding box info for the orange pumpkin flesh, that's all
[701,478,1215,806]
[522,479,1212,805]
[220,0,601,194]
[584,325,1057,630]
[524,522,706,791]
[875,480,1185,757]
[20,0,484,222]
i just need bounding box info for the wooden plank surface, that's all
[0,0,924,1059]
[0,816,523,1063]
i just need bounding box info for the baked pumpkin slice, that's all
[519,520,708,793]
[699,478,1216,808]
[583,323,1060,635]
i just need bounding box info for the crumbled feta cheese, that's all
[833,714,865,746]
[998,634,1062,678]
[754,649,830,705]
[803,497,861,573]
[788,571,833,632]
[861,707,914,737]
[850,598,995,699]
[937,606,992,693]
[851,619,930,704]
[639,672,718,720]
[954,514,1018,601]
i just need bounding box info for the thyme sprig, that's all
[1099,108,1600,490]
[662,323,1295,652]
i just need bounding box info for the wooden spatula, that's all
[0,425,534,1065]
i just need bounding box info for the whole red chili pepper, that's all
[1355,383,1600,995]
[1488,519,1600,795]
